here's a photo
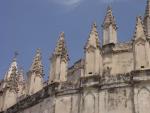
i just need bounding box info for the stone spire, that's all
[2,57,18,111]
[102,6,117,30]
[145,0,150,17]
[102,6,118,45]
[1,53,19,111]
[27,49,44,95]
[84,23,103,76]
[133,16,149,70]
[53,32,69,61]
[49,32,69,83]
[144,0,150,39]
[85,22,100,50]
[134,16,146,40]
[4,52,18,81]
[30,49,44,77]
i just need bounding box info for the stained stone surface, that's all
[1,1,150,113]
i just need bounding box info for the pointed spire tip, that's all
[134,16,145,39]
[36,48,41,54]
[103,5,117,29]
[52,31,68,60]
[92,21,97,28]
[60,32,65,38]
[107,5,112,11]
[13,51,18,62]
[91,22,98,33]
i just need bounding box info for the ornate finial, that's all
[36,48,41,54]
[30,49,44,76]
[102,6,117,30]
[145,0,150,17]
[107,5,112,12]
[93,21,97,27]
[35,48,41,58]
[106,5,113,19]
[106,5,113,16]
[59,32,65,42]
[85,22,100,49]
[91,22,97,33]
[60,32,65,38]
[144,0,150,38]
[52,32,69,61]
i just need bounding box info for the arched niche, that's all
[138,88,150,113]
[83,93,95,113]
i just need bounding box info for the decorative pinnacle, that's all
[85,22,100,49]
[36,48,41,54]
[4,52,19,82]
[52,32,69,61]
[145,0,150,17]
[107,5,112,12]
[30,48,44,76]
[60,32,65,39]
[103,6,117,30]
[134,16,145,39]
[91,22,98,33]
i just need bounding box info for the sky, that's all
[0,0,147,80]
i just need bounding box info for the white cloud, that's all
[51,0,84,6]
[99,0,127,3]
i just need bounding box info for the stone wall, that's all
[1,70,150,113]
[103,43,134,75]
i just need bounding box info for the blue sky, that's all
[0,0,147,79]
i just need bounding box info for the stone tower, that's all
[27,49,44,95]
[102,6,117,45]
[49,32,69,83]
[84,22,103,76]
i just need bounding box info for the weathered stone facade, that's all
[0,1,150,113]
